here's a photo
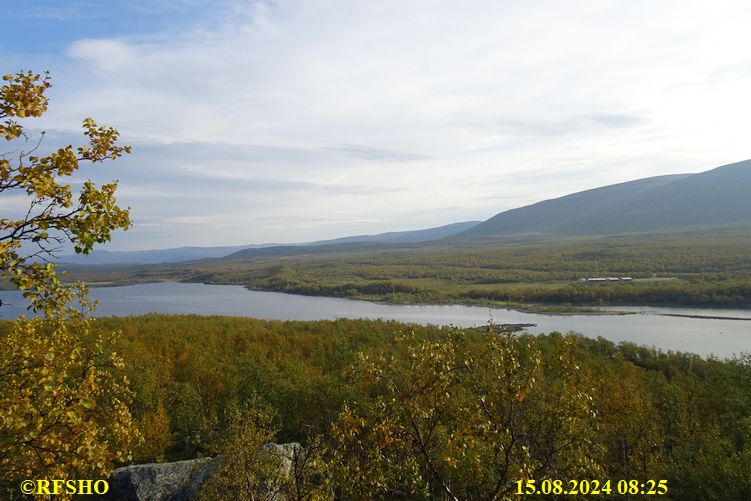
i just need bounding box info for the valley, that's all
[61,227,751,312]
[59,161,751,312]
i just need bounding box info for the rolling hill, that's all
[58,221,480,265]
[458,160,751,239]
[56,244,273,266]
[58,160,750,265]
[307,221,480,245]
[223,221,480,260]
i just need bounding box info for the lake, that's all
[1,282,749,359]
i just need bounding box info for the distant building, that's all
[577,276,633,284]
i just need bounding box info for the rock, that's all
[260,442,303,478]
[102,457,218,501]
[102,443,303,500]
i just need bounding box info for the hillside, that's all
[459,160,751,239]
[59,221,479,265]
[56,244,273,265]
[57,161,750,266]
[308,221,480,245]
[223,221,479,260]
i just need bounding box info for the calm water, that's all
[1,282,749,358]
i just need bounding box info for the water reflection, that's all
[1,282,749,359]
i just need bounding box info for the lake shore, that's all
[3,282,749,358]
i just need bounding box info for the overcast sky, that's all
[3,0,750,250]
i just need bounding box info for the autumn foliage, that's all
[0,71,137,499]
[77,315,751,500]
[0,294,137,481]
[0,70,131,315]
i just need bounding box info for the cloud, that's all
[10,0,751,249]
[326,144,430,162]
[161,214,235,226]
[492,113,645,138]
[67,39,135,72]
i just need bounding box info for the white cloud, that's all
[161,214,235,226]
[17,0,751,248]
[67,39,135,72]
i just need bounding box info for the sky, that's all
[2,0,751,251]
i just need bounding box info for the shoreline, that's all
[25,278,751,321]
[660,313,751,321]
[238,284,751,320]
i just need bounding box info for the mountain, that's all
[308,221,480,245]
[56,244,275,265]
[224,221,481,260]
[458,160,751,239]
[58,159,750,265]
[59,221,480,265]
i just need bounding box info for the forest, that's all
[62,229,751,311]
[5,315,749,499]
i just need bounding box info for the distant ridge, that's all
[458,160,751,239]
[308,221,480,245]
[56,244,274,266]
[59,221,480,265]
[224,221,481,260]
[57,160,751,265]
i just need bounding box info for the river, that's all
[1,282,749,358]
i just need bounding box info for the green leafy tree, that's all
[332,329,602,500]
[200,398,332,500]
[199,398,280,500]
[276,434,332,501]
